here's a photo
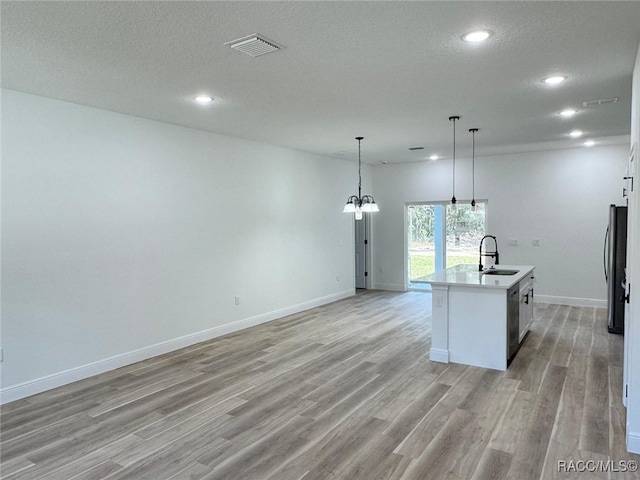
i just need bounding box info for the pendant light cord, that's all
[358,137,362,198]
[449,116,460,203]
[471,129,475,200]
[469,128,479,205]
[357,136,363,200]
[452,120,456,197]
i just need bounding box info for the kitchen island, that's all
[419,264,535,371]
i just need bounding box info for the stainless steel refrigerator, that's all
[604,204,627,334]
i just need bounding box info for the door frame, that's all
[354,213,373,289]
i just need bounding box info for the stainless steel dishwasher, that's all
[507,281,520,364]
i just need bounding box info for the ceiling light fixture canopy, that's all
[449,116,460,211]
[470,128,479,212]
[343,137,379,220]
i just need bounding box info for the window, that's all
[407,202,486,289]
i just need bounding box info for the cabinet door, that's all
[519,284,529,342]
[526,273,535,330]
[519,277,534,341]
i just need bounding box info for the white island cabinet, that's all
[420,264,535,371]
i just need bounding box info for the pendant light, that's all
[469,128,478,212]
[449,116,460,212]
[343,136,379,220]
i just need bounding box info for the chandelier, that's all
[343,136,379,220]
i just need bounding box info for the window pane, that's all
[407,205,436,281]
[445,203,486,269]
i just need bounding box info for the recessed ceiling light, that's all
[194,95,214,105]
[569,130,583,138]
[543,75,567,85]
[559,109,577,117]
[462,30,493,43]
[430,154,439,160]
[584,140,595,147]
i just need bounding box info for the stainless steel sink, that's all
[482,269,519,276]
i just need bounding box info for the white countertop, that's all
[417,264,535,289]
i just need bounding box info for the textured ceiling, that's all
[2,1,640,164]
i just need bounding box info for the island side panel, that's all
[430,285,450,363]
[448,286,508,371]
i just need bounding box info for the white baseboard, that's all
[628,431,640,454]
[372,283,406,292]
[535,295,606,308]
[430,348,449,363]
[0,289,354,404]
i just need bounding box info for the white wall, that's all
[0,89,357,401]
[370,143,629,304]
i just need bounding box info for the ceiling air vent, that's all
[225,34,282,57]
[582,97,618,107]
[409,147,424,151]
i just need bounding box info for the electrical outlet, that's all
[435,295,443,307]
[234,296,240,306]
[508,238,518,246]
[532,238,541,247]
[0,348,3,362]
[336,274,340,282]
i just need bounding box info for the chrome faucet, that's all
[479,235,500,271]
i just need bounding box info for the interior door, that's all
[355,214,367,289]
[624,143,636,406]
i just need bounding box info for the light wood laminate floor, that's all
[2,290,639,479]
